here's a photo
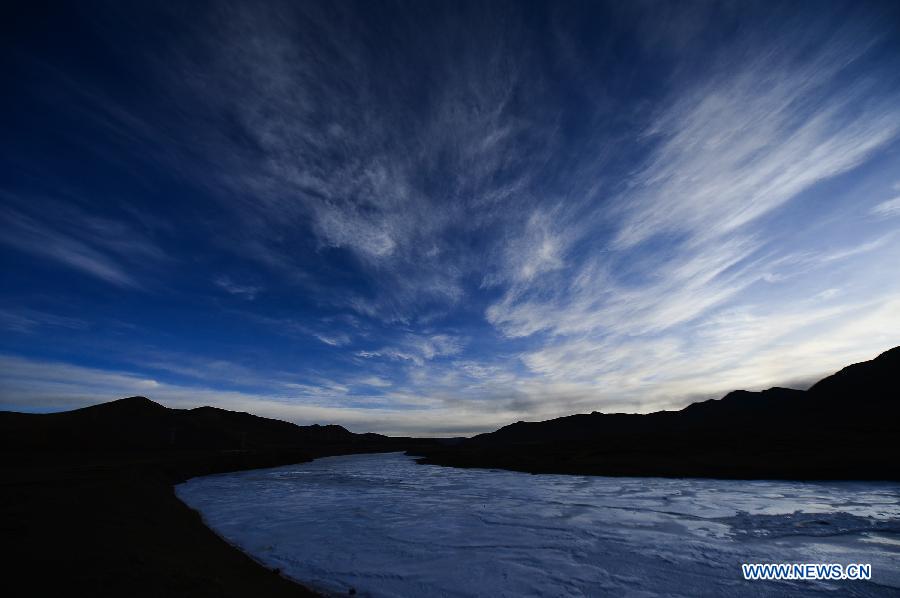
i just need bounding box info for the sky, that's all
[1,1,899,436]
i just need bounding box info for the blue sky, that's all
[2,1,899,435]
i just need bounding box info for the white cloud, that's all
[872,196,900,218]
[0,308,89,333]
[314,332,351,347]
[0,198,165,288]
[356,333,464,367]
[1,205,138,287]
[357,376,392,388]
[214,276,262,300]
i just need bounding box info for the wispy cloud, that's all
[357,376,392,388]
[0,308,90,333]
[1,204,139,287]
[214,276,262,300]
[356,333,464,367]
[0,196,165,288]
[159,1,557,322]
[314,332,351,347]
[872,196,900,218]
[490,16,900,338]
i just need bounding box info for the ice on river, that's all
[176,452,900,597]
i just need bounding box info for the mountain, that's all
[411,346,900,480]
[1,397,429,597]
[0,396,384,452]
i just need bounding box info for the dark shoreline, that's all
[408,442,900,482]
[1,446,405,597]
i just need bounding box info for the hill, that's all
[0,396,375,452]
[411,346,900,480]
[0,397,427,597]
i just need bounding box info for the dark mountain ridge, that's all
[1,396,430,597]
[412,346,900,480]
[0,396,382,452]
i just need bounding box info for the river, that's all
[176,452,900,597]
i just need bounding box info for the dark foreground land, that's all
[0,399,430,597]
[411,347,900,481]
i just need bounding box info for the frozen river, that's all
[176,452,900,597]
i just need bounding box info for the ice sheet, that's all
[176,452,900,597]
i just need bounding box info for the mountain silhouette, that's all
[0,396,390,452]
[412,346,900,480]
[1,396,426,598]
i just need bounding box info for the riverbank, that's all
[0,447,399,597]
